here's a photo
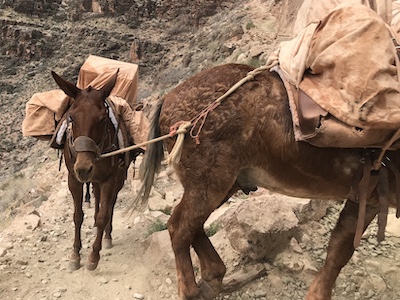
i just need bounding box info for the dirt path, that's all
[0,159,179,300]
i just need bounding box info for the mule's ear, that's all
[99,69,119,99]
[51,71,81,99]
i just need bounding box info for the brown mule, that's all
[136,63,399,299]
[52,70,138,271]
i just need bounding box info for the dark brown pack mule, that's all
[136,63,400,300]
[52,71,138,271]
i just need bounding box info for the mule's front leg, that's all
[68,174,84,271]
[86,182,116,270]
[306,200,379,300]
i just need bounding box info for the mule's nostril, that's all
[75,164,94,182]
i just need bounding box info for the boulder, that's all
[220,196,299,260]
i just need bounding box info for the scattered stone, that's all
[290,237,303,253]
[133,293,144,299]
[0,248,7,257]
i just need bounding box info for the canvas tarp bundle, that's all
[267,0,400,147]
[22,89,149,148]
[292,0,393,36]
[107,95,150,146]
[22,55,148,147]
[77,55,139,107]
[21,89,72,139]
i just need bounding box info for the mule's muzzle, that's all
[71,136,100,183]
[74,163,94,183]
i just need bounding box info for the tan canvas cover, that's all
[269,0,395,88]
[77,55,139,107]
[392,1,400,37]
[300,3,400,130]
[293,0,393,36]
[22,89,72,138]
[22,93,149,149]
[268,0,400,135]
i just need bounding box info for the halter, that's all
[67,101,118,160]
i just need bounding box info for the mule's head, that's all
[51,70,118,182]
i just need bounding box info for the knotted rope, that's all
[100,64,275,164]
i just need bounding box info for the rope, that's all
[167,122,192,165]
[99,63,275,160]
[189,63,276,144]
[100,134,172,158]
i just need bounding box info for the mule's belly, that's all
[239,166,353,200]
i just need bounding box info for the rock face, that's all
[81,0,229,26]
[0,19,57,62]
[1,0,61,16]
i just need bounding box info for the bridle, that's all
[67,101,118,161]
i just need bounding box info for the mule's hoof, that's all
[198,279,217,300]
[68,259,81,271]
[103,238,113,249]
[86,257,99,271]
[68,253,81,271]
[83,201,91,209]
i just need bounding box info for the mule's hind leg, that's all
[168,185,235,300]
[192,230,226,299]
[306,200,379,300]
[103,173,125,249]
[191,183,240,298]
[92,183,100,234]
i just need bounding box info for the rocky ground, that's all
[1,153,400,300]
[2,1,400,300]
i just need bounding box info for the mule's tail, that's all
[128,100,165,212]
